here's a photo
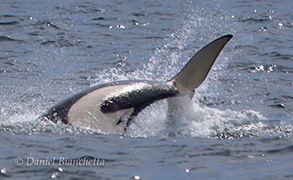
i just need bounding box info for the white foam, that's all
[2,3,291,139]
[126,96,267,138]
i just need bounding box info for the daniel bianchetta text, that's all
[14,157,105,166]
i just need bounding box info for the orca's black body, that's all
[40,35,233,134]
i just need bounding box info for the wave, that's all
[1,1,292,139]
[0,36,22,42]
[126,96,293,139]
[1,98,292,140]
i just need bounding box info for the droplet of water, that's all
[117,24,126,29]
[51,172,59,179]
[58,167,63,172]
[1,168,6,174]
[259,27,267,32]
[134,175,140,180]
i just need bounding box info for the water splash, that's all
[126,96,269,139]
[0,113,102,135]
[1,1,292,139]
[85,3,293,139]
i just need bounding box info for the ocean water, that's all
[1,0,293,179]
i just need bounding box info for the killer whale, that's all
[40,35,233,134]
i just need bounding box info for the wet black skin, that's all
[40,80,179,128]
